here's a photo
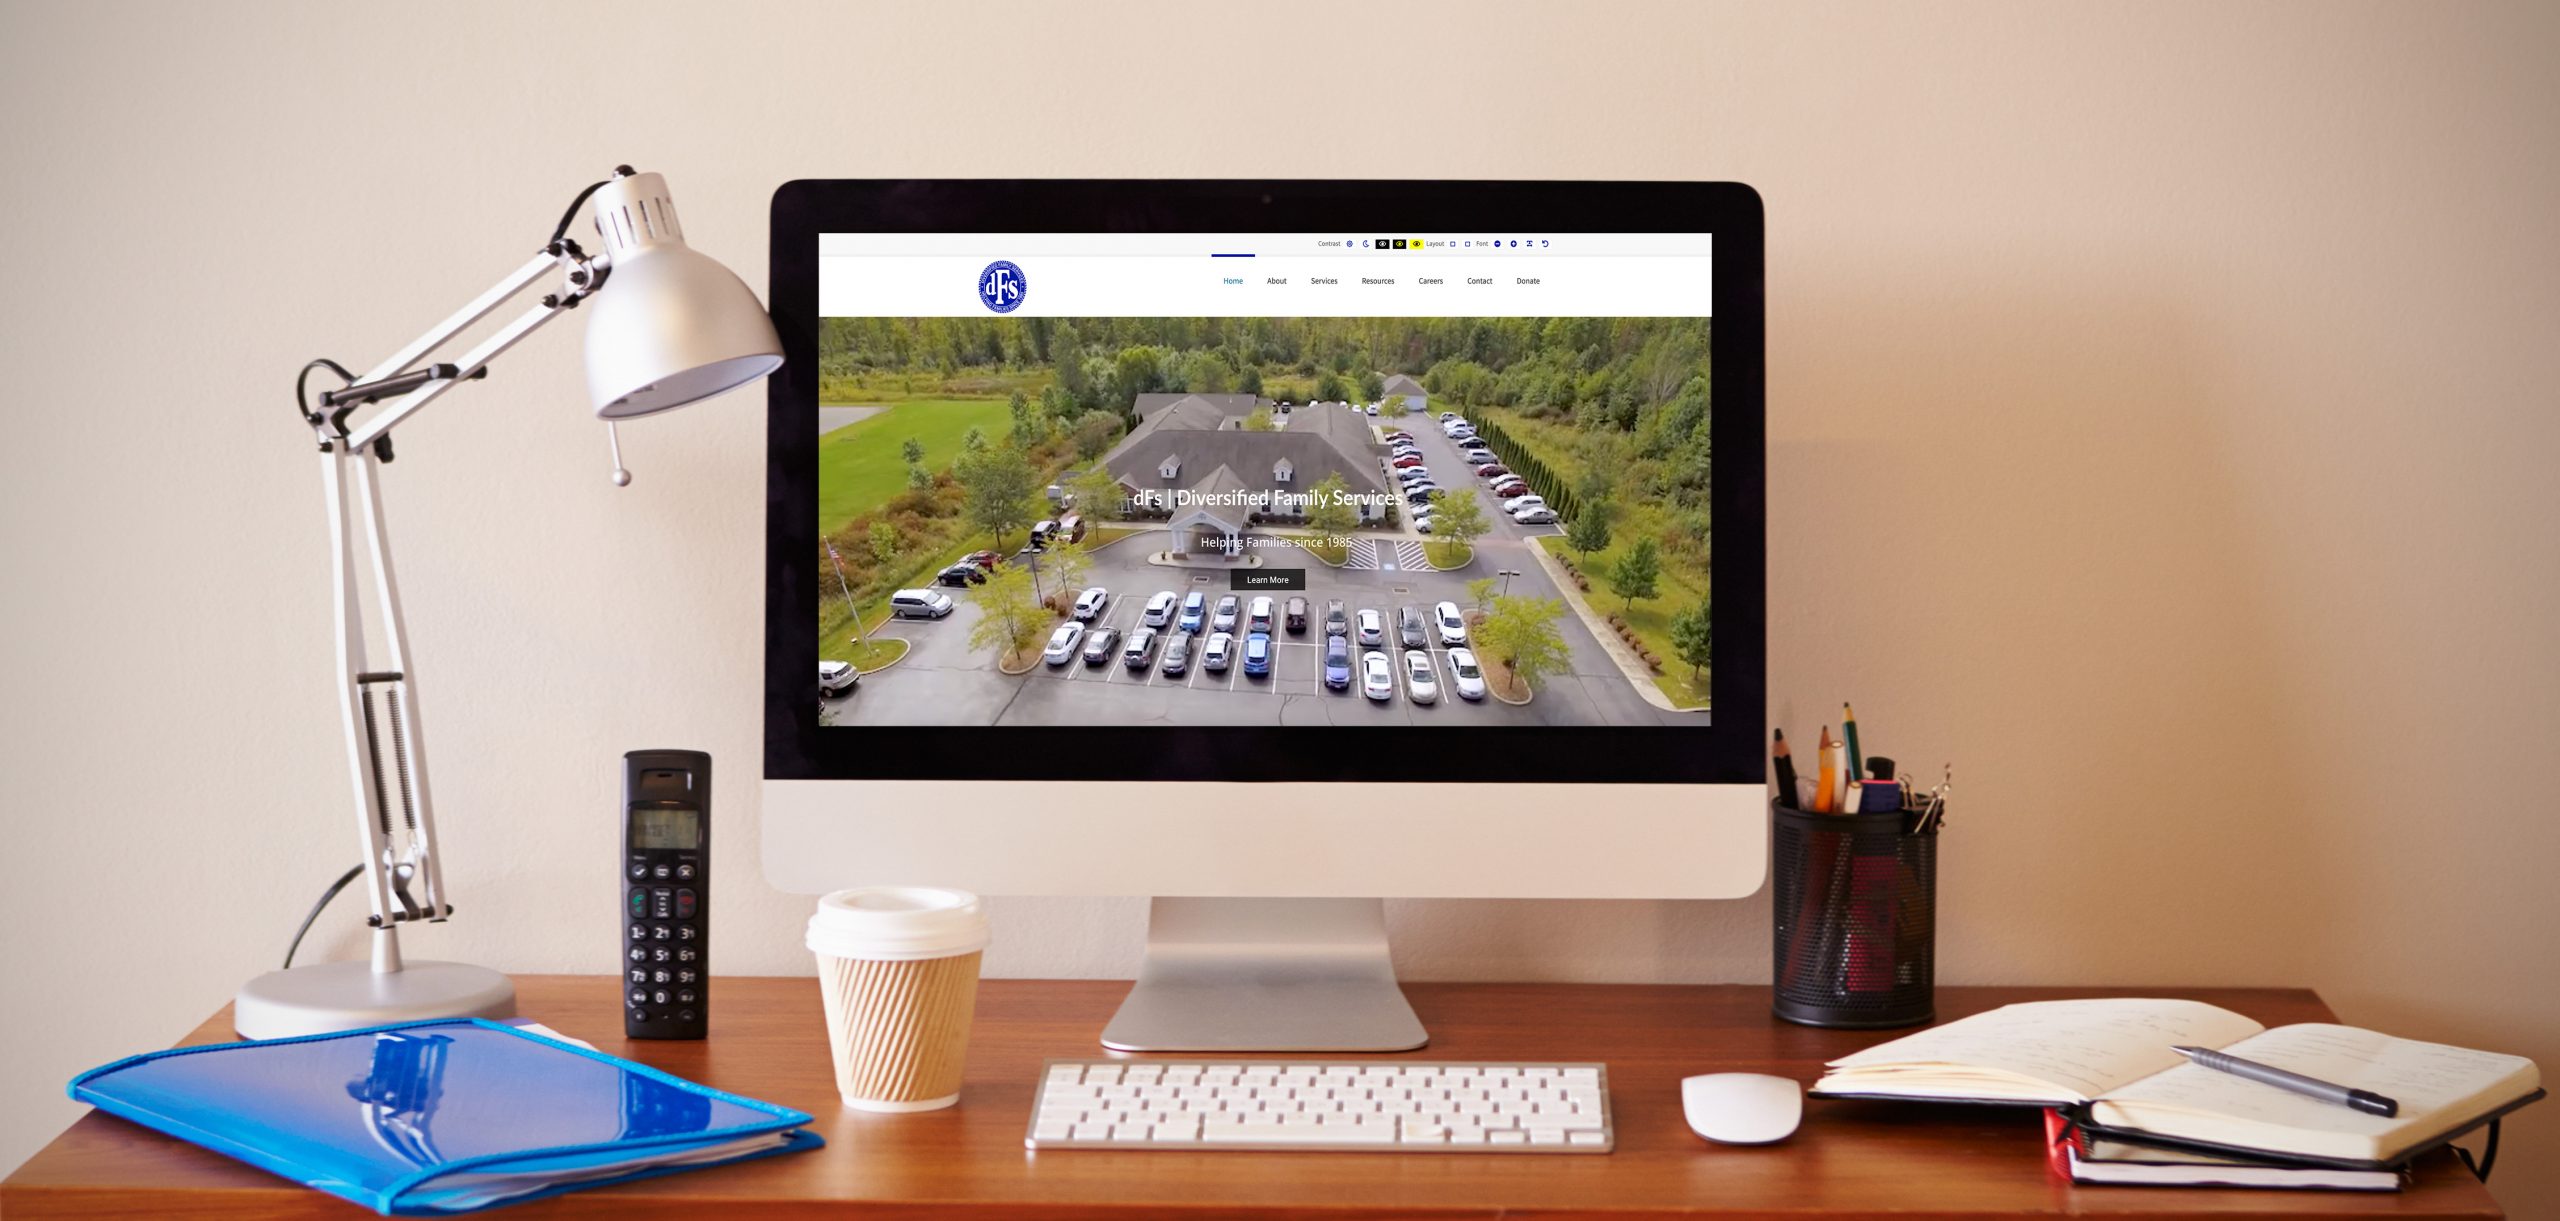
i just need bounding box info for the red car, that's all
[1490,479,1529,499]
[962,550,1002,570]
[1383,430,1412,442]
[1391,455,1426,469]
[1474,463,1510,479]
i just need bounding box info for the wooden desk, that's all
[2,978,2504,1219]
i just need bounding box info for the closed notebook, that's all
[69,1018,820,1215]
[1811,999,2541,1167]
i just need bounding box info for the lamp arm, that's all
[311,242,602,959]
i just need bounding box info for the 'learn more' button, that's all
[1232,569,1307,591]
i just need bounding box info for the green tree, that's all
[1565,499,1615,559]
[1040,540,1092,607]
[1237,365,1264,395]
[867,519,902,569]
[1315,370,1347,403]
[960,426,988,456]
[1608,536,1661,613]
[1379,394,1410,419]
[1428,488,1489,553]
[900,437,925,469]
[1358,370,1385,402]
[1071,411,1122,460]
[955,442,1039,552]
[1303,472,1358,554]
[1669,599,1712,681]
[1006,390,1030,439]
[1241,407,1275,432]
[965,563,1046,667]
[1475,594,1570,696]
[1066,464,1126,521]
[907,465,934,491]
[1465,576,1497,613]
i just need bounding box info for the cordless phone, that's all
[622,750,709,1039]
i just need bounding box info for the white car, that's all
[887,588,955,619]
[818,660,858,697]
[1203,631,1236,672]
[1500,493,1547,515]
[1400,650,1440,704]
[1042,622,1086,666]
[1072,587,1109,621]
[1360,650,1395,701]
[1511,506,1559,525]
[1437,411,1457,422]
[1142,590,1178,627]
[1445,647,1487,700]
[1355,608,1386,646]
[1247,595,1275,634]
[1433,601,1468,646]
[1212,594,1241,633]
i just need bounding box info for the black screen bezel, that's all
[765,180,1764,785]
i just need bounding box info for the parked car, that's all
[1404,486,1439,506]
[818,660,858,697]
[1142,590,1178,627]
[1081,626,1121,666]
[1445,647,1487,700]
[1212,594,1241,633]
[1178,590,1207,633]
[1384,430,1413,442]
[1474,462,1510,479]
[1490,477,1529,497]
[1161,630,1193,675]
[1247,596,1275,634]
[1413,515,1437,534]
[1355,608,1385,646]
[1402,650,1440,704]
[1437,411,1458,422]
[1433,601,1468,646]
[1055,512,1086,543]
[1029,519,1058,546]
[1324,599,1348,637]
[888,589,955,619]
[1284,596,1309,634]
[1203,631,1235,672]
[1323,636,1352,689]
[1122,626,1158,671]
[932,563,982,588]
[1242,632,1273,677]
[1390,454,1426,469]
[1364,404,1379,417]
[1360,650,1395,701]
[1500,493,1547,515]
[1512,506,1559,525]
[1042,622,1085,666]
[1397,605,1428,648]
[1072,587,1110,621]
[961,549,1002,569]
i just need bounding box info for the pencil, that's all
[1842,703,1862,785]
[1813,726,1837,814]
[1773,729,1798,809]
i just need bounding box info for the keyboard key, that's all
[1569,1131,1608,1146]
[1203,1121,1397,1145]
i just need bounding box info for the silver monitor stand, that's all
[1098,897,1428,1052]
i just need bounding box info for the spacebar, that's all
[1200,1123,1399,1145]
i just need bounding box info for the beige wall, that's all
[4,0,2555,1210]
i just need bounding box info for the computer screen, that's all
[811,233,1713,729]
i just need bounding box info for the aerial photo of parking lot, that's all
[815,316,1713,727]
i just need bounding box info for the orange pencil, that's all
[1812,726,1838,813]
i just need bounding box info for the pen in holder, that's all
[1770,801,1936,1028]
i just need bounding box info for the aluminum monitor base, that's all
[1099,897,1428,1053]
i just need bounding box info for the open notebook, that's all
[1812,999,2540,1165]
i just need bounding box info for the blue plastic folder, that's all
[69,1017,820,1215]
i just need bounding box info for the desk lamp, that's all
[233,167,780,1039]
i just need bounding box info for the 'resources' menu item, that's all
[1812,998,2540,1166]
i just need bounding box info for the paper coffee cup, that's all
[806,886,989,1112]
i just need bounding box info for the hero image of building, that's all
[1094,392,1395,555]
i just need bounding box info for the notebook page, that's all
[2093,1024,2538,1158]
[1826,999,2265,1100]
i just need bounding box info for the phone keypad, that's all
[624,854,704,1034]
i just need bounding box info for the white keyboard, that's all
[1024,1060,1613,1152]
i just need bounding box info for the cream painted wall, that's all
[4,0,2555,1210]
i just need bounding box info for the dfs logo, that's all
[977,260,1026,314]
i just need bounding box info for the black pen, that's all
[2171,1046,2399,1117]
[1772,730,1798,809]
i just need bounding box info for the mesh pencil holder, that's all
[1771,802,1936,1028]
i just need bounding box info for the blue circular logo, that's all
[977,260,1027,313]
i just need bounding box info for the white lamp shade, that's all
[582,172,783,419]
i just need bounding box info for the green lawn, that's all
[1424,540,1474,569]
[820,368,1051,406]
[817,398,1013,536]
[1538,535,1709,709]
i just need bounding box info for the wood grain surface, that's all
[0,978,2505,1219]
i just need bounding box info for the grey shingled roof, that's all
[1380,374,1428,400]
[1101,393,1385,506]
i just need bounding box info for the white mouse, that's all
[1681,1072,1802,1144]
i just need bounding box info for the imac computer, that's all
[764,181,1765,1051]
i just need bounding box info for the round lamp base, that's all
[235,960,516,1040]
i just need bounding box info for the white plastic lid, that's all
[805,886,989,961]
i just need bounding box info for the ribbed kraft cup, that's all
[816,950,982,1111]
